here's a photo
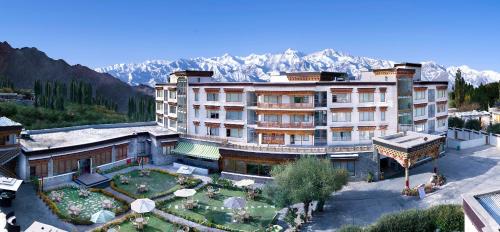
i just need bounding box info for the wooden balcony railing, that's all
[222,143,372,154]
[257,102,314,109]
[257,121,314,128]
[261,138,285,145]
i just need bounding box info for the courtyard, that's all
[306,145,500,231]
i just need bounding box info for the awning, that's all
[172,142,220,160]
[330,154,359,159]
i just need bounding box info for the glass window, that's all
[414,91,426,100]
[207,93,219,101]
[169,91,176,99]
[359,112,374,121]
[415,123,425,132]
[194,108,199,118]
[314,92,327,107]
[156,89,163,98]
[226,93,242,102]
[332,112,351,122]
[194,125,199,134]
[333,160,355,176]
[381,111,386,121]
[290,115,310,123]
[438,118,446,127]
[207,110,219,119]
[332,131,351,141]
[332,93,351,103]
[314,111,327,126]
[207,127,219,136]
[359,131,374,140]
[428,89,435,102]
[414,107,426,117]
[169,119,177,128]
[263,95,280,103]
[226,111,243,120]
[428,104,435,118]
[437,104,446,113]
[437,89,447,99]
[359,93,374,103]
[380,92,386,102]
[263,114,281,122]
[293,96,309,103]
[194,92,199,101]
[226,128,243,138]
[169,105,176,114]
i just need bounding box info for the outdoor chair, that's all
[6,223,20,232]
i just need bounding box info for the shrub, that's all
[338,225,365,232]
[426,205,464,232]
[369,209,434,232]
[366,172,374,183]
[448,117,465,128]
[464,119,481,131]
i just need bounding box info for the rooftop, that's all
[373,131,444,150]
[0,117,22,127]
[477,191,500,225]
[21,122,177,152]
[463,188,500,231]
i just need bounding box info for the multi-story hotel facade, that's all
[155,63,448,181]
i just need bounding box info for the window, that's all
[332,112,351,122]
[332,93,351,103]
[194,92,199,101]
[169,105,176,114]
[332,131,351,141]
[194,125,199,134]
[156,90,163,98]
[359,112,374,121]
[381,111,386,121]
[437,104,446,113]
[156,115,163,124]
[437,89,447,99]
[428,89,435,102]
[414,91,426,100]
[263,95,280,103]
[169,119,177,128]
[207,127,219,136]
[380,92,386,102]
[380,130,386,137]
[290,134,309,144]
[226,128,243,138]
[226,111,243,120]
[333,160,355,176]
[293,96,309,103]
[156,102,163,111]
[428,104,435,118]
[169,91,176,99]
[194,108,199,118]
[314,92,327,107]
[415,123,426,132]
[359,93,374,103]
[263,114,281,122]
[314,111,327,126]
[414,107,426,117]
[438,118,446,127]
[359,130,374,141]
[226,93,242,102]
[207,110,219,119]
[207,93,219,101]
[290,115,310,123]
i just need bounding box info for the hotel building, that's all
[155,63,448,180]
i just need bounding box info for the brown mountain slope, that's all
[0,41,150,112]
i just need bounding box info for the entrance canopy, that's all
[0,177,22,192]
[172,141,220,161]
[373,131,445,169]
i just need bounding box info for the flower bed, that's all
[98,160,139,174]
[110,168,202,199]
[158,184,278,232]
[39,186,129,225]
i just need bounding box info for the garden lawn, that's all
[47,187,125,221]
[160,186,278,232]
[112,214,175,232]
[112,169,180,199]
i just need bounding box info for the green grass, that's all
[47,187,126,220]
[112,169,181,199]
[160,186,278,232]
[114,214,175,232]
[0,102,128,129]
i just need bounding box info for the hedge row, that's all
[338,204,464,232]
[92,212,201,232]
[97,160,139,174]
[109,168,202,199]
[38,186,130,225]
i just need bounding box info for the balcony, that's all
[257,121,314,128]
[257,102,313,109]
[222,143,372,154]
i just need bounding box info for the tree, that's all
[264,157,348,222]
[448,117,464,128]
[464,119,481,131]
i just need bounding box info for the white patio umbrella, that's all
[174,188,196,198]
[223,197,246,209]
[131,198,156,213]
[90,210,115,223]
[234,179,255,188]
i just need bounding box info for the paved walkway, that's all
[305,145,500,231]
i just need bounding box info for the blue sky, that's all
[1,0,499,70]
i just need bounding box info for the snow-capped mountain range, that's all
[95,48,500,88]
